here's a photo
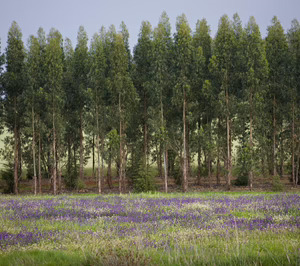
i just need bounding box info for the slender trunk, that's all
[183,90,188,192]
[280,136,284,177]
[144,91,148,166]
[79,111,84,181]
[292,102,295,185]
[197,121,201,185]
[52,102,57,195]
[97,134,101,194]
[107,151,112,189]
[96,105,101,194]
[57,157,62,193]
[187,121,190,179]
[273,95,277,176]
[160,86,168,193]
[92,134,95,180]
[38,128,42,194]
[158,144,162,178]
[226,86,232,190]
[164,150,168,193]
[32,106,37,196]
[73,144,77,187]
[119,93,123,193]
[249,89,253,191]
[216,118,221,185]
[67,137,71,182]
[13,97,18,195]
[208,119,212,188]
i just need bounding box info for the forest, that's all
[0,12,299,195]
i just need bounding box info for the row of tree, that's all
[0,12,299,194]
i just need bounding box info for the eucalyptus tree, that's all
[4,21,26,194]
[45,28,64,195]
[63,38,78,188]
[133,21,154,168]
[73,26,89,183]
[287,19,300,186]
[210,15,235,189]
[266,17,289,177]
[89,31,107,193]
[27,35,41,195]
[109,32,137,193]
[192,18,212,184]
[174,14,193,192]
[153,11,173,192]
[243,17,268,189]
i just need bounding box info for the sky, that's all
[1,0,300,52]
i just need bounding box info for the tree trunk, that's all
[197,121,201,185]
[107,151,112,189]
[92,134,95,180]
[183,90,188,192]
[226,86,232,190]
[144,91,148,166]
[119,93,123,193]
[273,95,277,177]
[79,111,84,181]
[52,105,57,195]
[32,106,37,196]
[164,149,168,193]
[13,97,19,195]
[292,102,295,185]
[96,106,101,194]
[38,128,42,194]
[97,134,101,194]
[249,89,253,191]
[57,156,62,193]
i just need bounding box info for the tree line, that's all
[0,12,299,194]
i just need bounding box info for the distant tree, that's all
[3,21,26,195]
[109,33,137,193]
[73,26,89,183]
[153,11,173,192]
[133,21,154,170]
[27,35,41,195]
[174,14,193,192]
[210,15,235,190]
[45,28,64,195]
[287,19,300,186]
[266,17,289,177]
[89,32,107,193]
[192,18,212,185]
[242,17,268,189]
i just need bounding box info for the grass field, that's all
[0,192,299,265]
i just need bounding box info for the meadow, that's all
[0,192,299,265]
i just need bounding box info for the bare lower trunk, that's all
[32,106,37,196]
[92,134,95,180]
[144,92,148,166]
[107,152,112,189]
[292,102,295,185]
[183,90,188,192]
[96,106,101,194]
[273,95,277,176]
[79,111,84,181]
[197,122,201,185]
[14,97,18,195]
[164,149,168,193]
[249,90,253,191]
[52,108,57,195]
[226,87,232,190]
[97,134,101,194]
[58,159,62,193]
[119,93,123,193]
[38,129,42,194]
